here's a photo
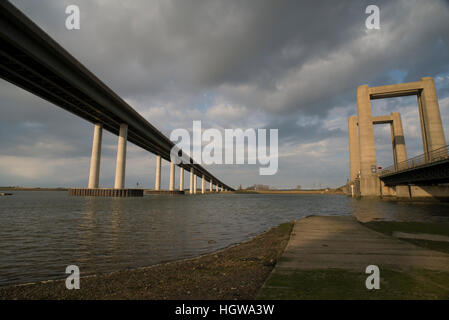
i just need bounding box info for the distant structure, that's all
[348,77,449,200]
[245,184,269,191]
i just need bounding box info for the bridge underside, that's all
[380,159,449,186]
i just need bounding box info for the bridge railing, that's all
[378,144,449,177]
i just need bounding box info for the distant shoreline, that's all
[0,187,345,195]
[234,189,345,195]
[0,187,68,191]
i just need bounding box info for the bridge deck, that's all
[379,145,449,185]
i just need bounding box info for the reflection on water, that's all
[0,191,448,287]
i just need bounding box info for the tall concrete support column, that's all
[189,168,194,194]
[114,123,128,189]
[391,112,407,169]
[201,175,205,194]
[179,167,184,191]
[391,113,409,197]
[419,77,446,156]
[357,85,379,196]
[169,162,175,191]
[193,175,197,194]
[88,123,102,189]
[155,155,161,191]
[347,116,360,182]
[210,179,213,192]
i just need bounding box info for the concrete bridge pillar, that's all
[357,85,379,196]
[347,116,360,182]
[391,112,407,170]
[190,168,194,194]
[210,179,213,192]
[390,112,409,197]
[202,175,205,194]
[179,167,184,191]
[193,174,197,194]
[169,162,175,191]
[88,123,102,189]
[155,155,161,191]
[114,123,128,189]
[419,77,446,157]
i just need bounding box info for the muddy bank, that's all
[0,222,293,300]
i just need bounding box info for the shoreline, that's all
[0,222,294,299]
[2,217,448,300]
[0,187,345,195]
[234,190,345,195]
[0,187,68,191]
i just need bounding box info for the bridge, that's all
[379,144,449,185]
[0,1,234,195]
[347,77,449,200]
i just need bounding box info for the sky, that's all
[1,0,449,189]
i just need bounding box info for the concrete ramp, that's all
[272,216,449,272]
[258,216,449,299]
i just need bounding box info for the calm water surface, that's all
[1,191,449,287]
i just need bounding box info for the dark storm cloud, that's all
[9,0,449,111]
[1,0,449,187]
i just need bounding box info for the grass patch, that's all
[258,268,449,300]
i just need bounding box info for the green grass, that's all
[257,268,449,300]
[363,221,449,254]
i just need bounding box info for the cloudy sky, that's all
[1,0,449,189]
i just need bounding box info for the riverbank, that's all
[0,222,293,299]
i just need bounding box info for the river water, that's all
[1,191,449,287]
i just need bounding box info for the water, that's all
[1,191,448,287]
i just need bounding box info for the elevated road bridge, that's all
[0,1,233,194]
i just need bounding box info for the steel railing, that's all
[378,144,449,177]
